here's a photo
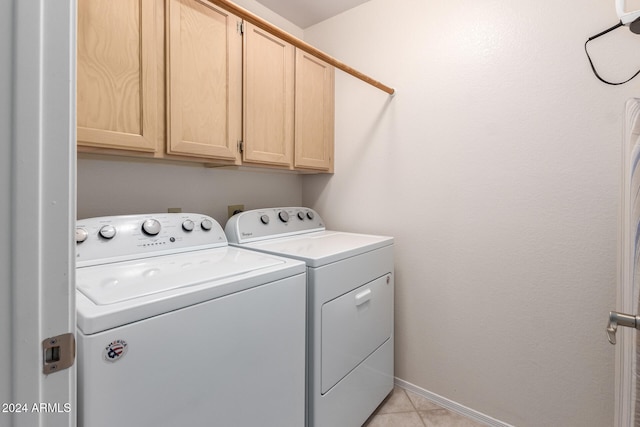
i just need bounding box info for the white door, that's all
[0,1,76,427]
[611,98,640,427]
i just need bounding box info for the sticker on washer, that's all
[103,339,128,362]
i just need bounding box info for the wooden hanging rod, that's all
[206,0,396,96]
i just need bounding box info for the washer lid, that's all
[77,247,284,305]
[241,231,393,267]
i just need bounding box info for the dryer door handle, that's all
[355,289,372,306]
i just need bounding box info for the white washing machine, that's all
[225,207,394,427]
[75,213,306,427]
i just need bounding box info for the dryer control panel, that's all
[225,207,325,244]
[76,213,227,267]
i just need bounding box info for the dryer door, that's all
[321,274,393,393]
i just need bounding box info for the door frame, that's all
[0,1,76,426]
[615,98,640,427]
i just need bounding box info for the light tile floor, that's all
[363,386,486,427]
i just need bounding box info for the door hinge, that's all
[238,140,244,153]
[237,21,244,34]
[42,332,75,374]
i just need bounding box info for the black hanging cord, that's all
[585,21,640,85]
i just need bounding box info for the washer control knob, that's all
[201,219,213,231]
[260,214,270,225]
[142,219,161,236]
[182,219,195,232]
[98,225,116,240]
[297,211,305,220]
[278,211,290,223]
[75,228,88,243]
[306,211,315,220]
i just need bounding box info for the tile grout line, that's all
[400,388,428,427]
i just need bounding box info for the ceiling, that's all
[255,0,370,29]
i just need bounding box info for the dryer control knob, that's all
[278,211,290,223]
[297,211,305,220]
[182,219,195,232]
[306,211,314,220]
[99,225,116,240]
[201,219,213,231]
[260,214,270,225]
[142,219,161,236]
[75,228,88,243]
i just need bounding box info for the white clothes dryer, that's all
[75,213,306,427]
[225,207,394,427]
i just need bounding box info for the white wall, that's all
[303,0,640,425]
[77,157,303,226]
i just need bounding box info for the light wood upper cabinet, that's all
[77,0,159,152]
[294,50,335,171]
[242,22,294,167]
[243,26,334,172]
[77,0,334,172]
[166,0,242,162]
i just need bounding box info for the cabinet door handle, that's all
[355,289,372,306]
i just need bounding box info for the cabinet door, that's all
[243,22,294,167]
[77,0,158,152]
[294,50,335,171]
[166,0,241,162]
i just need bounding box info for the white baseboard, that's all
[394,378,514,427]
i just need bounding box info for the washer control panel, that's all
[225,207,325,244]
[76,213,227,267]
